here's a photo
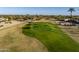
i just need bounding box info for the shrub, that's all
[22,23,31,29]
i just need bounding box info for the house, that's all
[64,19,70,22]
[55,18,76,26]
[60,21,75,26]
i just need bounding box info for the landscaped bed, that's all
[22,22,79,52]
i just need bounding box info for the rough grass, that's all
[22,22,79,52]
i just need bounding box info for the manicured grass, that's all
[22,22,79,52]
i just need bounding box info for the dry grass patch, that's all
[0,23,47,52]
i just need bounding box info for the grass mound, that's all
[22,22,79,52]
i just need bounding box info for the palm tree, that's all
[68,8,75,20]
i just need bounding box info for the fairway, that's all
[22,22,79,52]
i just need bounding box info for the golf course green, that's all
[22,22,79,52]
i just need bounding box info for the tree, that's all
[68,8,75,20]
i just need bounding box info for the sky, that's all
[0,7,79,15]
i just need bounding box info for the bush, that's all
[22,24,31,29]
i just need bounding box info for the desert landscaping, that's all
[0,8,79,52]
